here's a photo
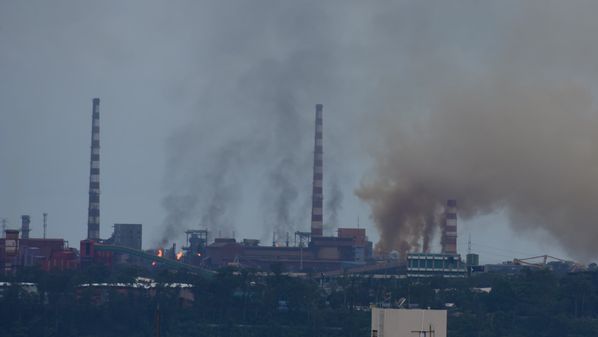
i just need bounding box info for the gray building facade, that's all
[111,224,142,250]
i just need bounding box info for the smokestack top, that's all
[316,103,323,111]
[447,199,457,207]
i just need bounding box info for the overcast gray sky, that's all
[2,1,597,264]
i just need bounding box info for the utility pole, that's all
[300,244,303,271]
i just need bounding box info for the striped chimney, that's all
[441,199,458,254]
[21,215,30,239]
[87,98,101,240]
[311,104,324,237]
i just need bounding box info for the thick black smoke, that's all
[357,79,598,259]
[325,176,343,230]
[350,2,598,261]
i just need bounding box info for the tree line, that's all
[1,264,598,336]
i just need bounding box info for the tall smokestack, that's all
[21,215,30,239]
[441,199,457,254]
[43,213,47,239]
[311,104,324,237]
[87,98,101,240]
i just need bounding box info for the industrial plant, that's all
[0,98,582,278]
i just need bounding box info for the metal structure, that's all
[92,244,213,278]
[20,215,30,240]
[441,200,457,254]
[310,104,324,237]
[294,231,311,247]
[183,229,208,258]
[87,98,101,240]
[513,255,583,271]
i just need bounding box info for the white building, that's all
[371,307,447,337]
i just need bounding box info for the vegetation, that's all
[1,265,598,336]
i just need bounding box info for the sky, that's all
[2,1,597,264]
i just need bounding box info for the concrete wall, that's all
[371,308,447,337]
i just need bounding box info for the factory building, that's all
[205,227,372,271]
[371,307,447,337]
[338,228,371,262]
[0,227,78,273]
[407,253,467,278]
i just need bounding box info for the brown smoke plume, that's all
[357,78,598,260]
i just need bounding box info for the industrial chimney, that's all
[21,215,30,239]
[441,199,458,254]
[310,104,324,237]
[43,212,47,239]
[87,98,101,240]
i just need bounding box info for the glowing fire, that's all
[196,253,202,257]
[176,251,184,261]
[152,249,163,267]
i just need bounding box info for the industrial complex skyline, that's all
[2,1,595,264]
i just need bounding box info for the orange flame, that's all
[176,251,184,261]
[157,248,164,258]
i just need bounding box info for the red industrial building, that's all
[1,228,79,273]
[80,239,113,268]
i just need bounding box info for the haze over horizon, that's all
[2,1,597,264]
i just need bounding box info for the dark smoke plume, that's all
[153,1,598,261]
[326,176,343,228]
[158,2,340,245]
[265,157,300,241]
[349,1,598,261]
[253,72,311,242]
[357,79,598,260]
[160,138,251,244]
[160,57,328,244]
